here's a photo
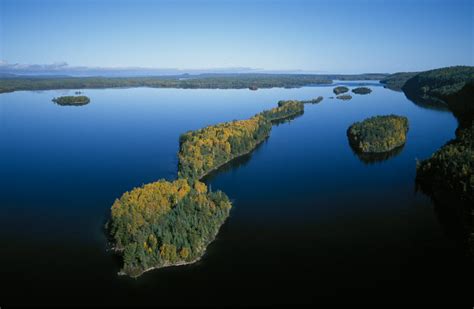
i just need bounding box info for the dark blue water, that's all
[0,83,471,305]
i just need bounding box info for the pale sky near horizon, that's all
[0,0,473,73]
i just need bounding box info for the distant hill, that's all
[380,72,418,91]
[401,66,474,126]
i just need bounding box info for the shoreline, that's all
[119,117,274,278]
[193,134,271,181]
[117,215,230,278]
[188,110,303,181]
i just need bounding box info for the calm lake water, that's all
[0,83,472,305]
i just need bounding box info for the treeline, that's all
[109,178,231,277]
[347,115,409,153]
[52,95,90,106]
[0,73,388,93]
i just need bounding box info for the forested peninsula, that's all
[383,66,474,254]
[402,67,474,203]
[110,97,313,277]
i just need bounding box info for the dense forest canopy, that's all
[52,95,90,106]
[401,66,474,126]
[109,178,231,277]
[178,115,272,180]
[380,72,419,91]
[347,115,409,153]
[333,86,349,95]
[402,66,474,98]
[0,73,388,93]
[352,87,372,95]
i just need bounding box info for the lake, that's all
[0,83,472,305]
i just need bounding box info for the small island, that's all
[347,115,409,153]
[52,95,90,106]
[336,94,352,100]
[249,85,258,91]
[333,86,349,95]
[301,96,323,104]
[352,87,372,95]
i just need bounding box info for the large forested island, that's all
[0,73,388,93]
[110,98,308,276]
[347,115,409,153]
[52,95,90,106]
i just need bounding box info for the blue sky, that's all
[0,0,472,73]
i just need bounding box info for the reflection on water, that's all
[271,111,304,126]
[404,92,451,112]
[53,101,90,107]
[348,143,405,165]
[202,138,268,183]
[418,186,474,258]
